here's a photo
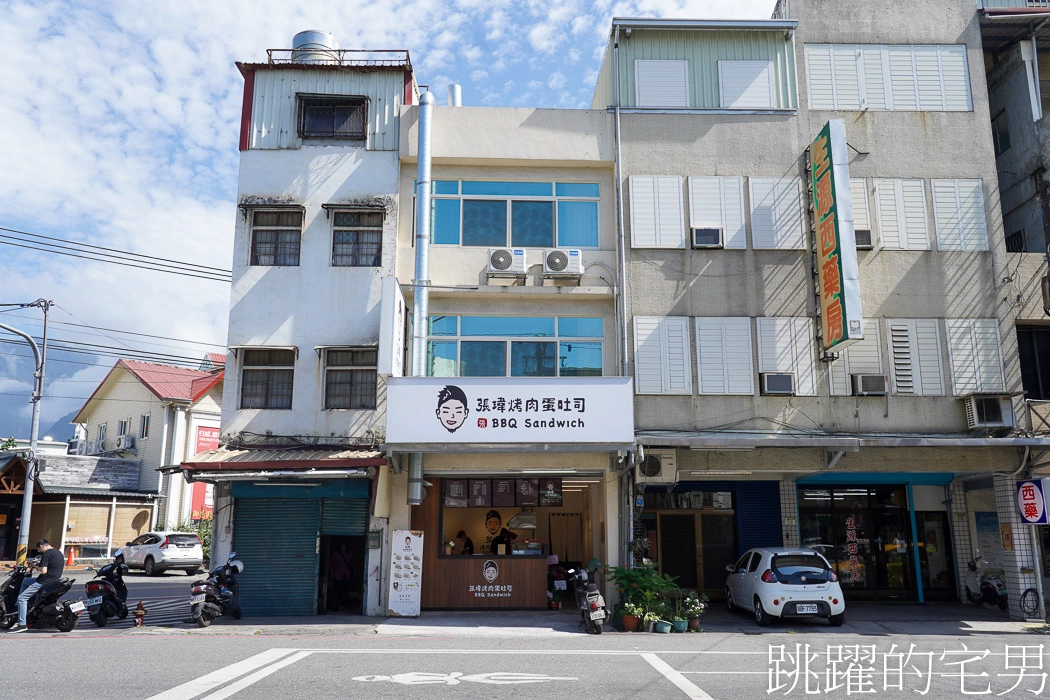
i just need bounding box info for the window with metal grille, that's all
[240,349,295,409]
[250,210,302,266]
[1018,327,1050,400]
[1005,230,1027,253]
[332,211,383,266]
[992,111,1011,156]
[298,95,367,140]
[324,348,378,409]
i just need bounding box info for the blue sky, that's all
[0,0,776,438]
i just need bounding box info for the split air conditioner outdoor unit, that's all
[691,228,723,249]
[86,439,104,455]
[851,374,888,396]
[636,449,678,484]
[116,435,136,450]
[542,248,583,275]
[963,395,1015,430]
[760,373,795,396]
[487,248,527,275]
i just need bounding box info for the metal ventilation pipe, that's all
[447,83,462,107]
[408,90,435,506]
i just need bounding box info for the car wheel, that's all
[754,598,771,627]
[145,556,160,577]
[829,612,845,627]
[726,589,736,612]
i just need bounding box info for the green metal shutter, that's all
[234,498,319,616]
[320,498,369,536]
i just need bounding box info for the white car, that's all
[724,547,846,627]
[123,531,204,576]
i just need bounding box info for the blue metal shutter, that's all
[736,481,782,553]
[234,498,319,616]
[320,498,369,536]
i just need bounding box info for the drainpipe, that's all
[1035,31,1044,121]
[408,90,435,506]
[612,24,629,379]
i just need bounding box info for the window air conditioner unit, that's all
[636,449,678,484]
[851,374,888,396]
[542,248,584,275]
[116,435,136,450]
[760,373,795,396]
[963,395,1015,430]
[691,228,723,249]
[855,229,873,250]
[487,248,527,275]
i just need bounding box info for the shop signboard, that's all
[386,377,634,445]
[809,119,863,351]
[444,480,468,508]
[492,479,516,507]
[517,479,539,506]
[1017,479,1050,525]
[387,530,424,617]
[469,480,491,508]
[191,427,220,522]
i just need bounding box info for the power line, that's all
[0,310,227,349]
[0,339,205,368]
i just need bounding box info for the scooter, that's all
[566,561,607,635]
[965,553,1008,611]
[84,549,129,627]
[0,562,82,632]
[190,552,243,628]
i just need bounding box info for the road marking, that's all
[641,653,715,700]
[353,672,579,685]
[146,648,298,700]
[305,648,764,655]
[196,651,312,700]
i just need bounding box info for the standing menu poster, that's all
[387,530,424,617]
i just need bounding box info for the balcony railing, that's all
[1026,399,1050,435]
[264,49,411,69]
[979,0,1050,8]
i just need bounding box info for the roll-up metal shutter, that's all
[320,498,369,536]
[736,481,782,553]
[234,499,319,616]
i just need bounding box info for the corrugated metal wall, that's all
[614,30,797,109]
[249,69,404,151]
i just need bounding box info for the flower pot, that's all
[672,619,689,633]
[687,617,701,630]
[621,614,640,632]
[654,620,673,634]
[643,619,656,633]
[548,600,561,610]
[444,546,452,555]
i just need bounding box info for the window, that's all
[635,60,689,107]
[630,176,685,248]
[992,111,1011,156]
[324,348,377,409]
[850,178,873,246]
[634,317,692,395]
[886,319,944,396]
[250,210,302,266]
[805,44,971,111]
[945,319,1005,396]
[426,316,603,378]
[756,317,817,396]
[695,317,754,395]
[430,181,599,248]
[719,61,774,109]
[874,179,929,250]
[1006,230,1027,253]
[688,177,746,249]
[118,418,130,437]
[297,95,366,140]
[96,423,107,443]
[1018,327,1050,400]
[240,349,295,409]
[829,319,883,395]
[931,179,988,251]
[749,177,806,249]
[332,210,382,266]
[139,414,150,440]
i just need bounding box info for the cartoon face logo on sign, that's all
[435,385,470,433]
[483,559,499,583]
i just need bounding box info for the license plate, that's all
[85,596,103,607]
[796,604,819,614]
[589,610,605,620]
[190,594,206,604]
[69,602,85,613]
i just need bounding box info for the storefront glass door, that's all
[916,511,956,601]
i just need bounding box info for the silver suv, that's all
[123,531,204,576]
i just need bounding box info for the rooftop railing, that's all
[263,49,411,69]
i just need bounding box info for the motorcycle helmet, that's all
[229,560,244,574]
[113,549,126,564]
[586,558,602,572]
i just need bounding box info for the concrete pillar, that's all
[383,466,412,616]
[210,483,233,565]
[994,473,1041,621]
[949,478,974,604]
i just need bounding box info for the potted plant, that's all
[642,610,659,633]
[444,541,455,556]
[671,614,688,633]
[654,603,673,634]
[683,592,709,630]
[547,565,567,610]
[619,602,643,632]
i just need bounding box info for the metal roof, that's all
[381,442,633,453]
[38,485,160,499]
[980,8,1050,52]
[636,431,1050,448]
[73,359,223,422]
[609,17,798,33]
[181,447,386,470]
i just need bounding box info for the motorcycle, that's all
[190,552,243,628]
[566,560,608,635]
[965,553,1008,611]
[0,562,82,632]
[84,549,130,627]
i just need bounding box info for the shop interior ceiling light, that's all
[688,446,756,451]
[688,470,752,476]
[520,469,578,474]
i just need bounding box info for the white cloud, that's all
[547,72,567,90]
[471,69,489,82]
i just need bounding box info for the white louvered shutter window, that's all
[850,178,872,242]
[887,46,918,111]
[945,319,1005,396]
[635,60,689,108]
[874,179,929,250]
[932,179,988,251]
[886,319,944,396]
[914,46,945,111]
[806,45,834,109]
[831,47,861,109]
[756,317,817,396]
[633,317,693,395]
[695,318,754,395]
[829,319,882,396]
[688,176,746,249]
[719,61,774,109]
[630,176,685,248]
[860,48,889,110]
[939,45,972,111]
[749,177,805,249]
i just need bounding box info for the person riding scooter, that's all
[12,539,64,633]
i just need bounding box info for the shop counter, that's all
[420,554,549,609]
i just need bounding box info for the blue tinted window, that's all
[461,316,555,337]
[461,342,506,376]
[558,341,603,376]
[462,181,552,197]
[511,342,557,377]
[557,201,599,247]
[428,316,458,336]
[432,181,459,194]
[431,200,460,244]
[511,201,554,248]
[462,200,506,247]
[555,183,600,198]
[427,341,458,377]
[558,317,603,338]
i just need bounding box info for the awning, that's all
[980,8,1050,52]
[382,442,633,454]
[174,447,386,482]
[636,431,1050,449]
[37,485,162,499]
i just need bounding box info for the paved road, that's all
[57,569,198,629]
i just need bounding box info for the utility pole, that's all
[0,299,52,564]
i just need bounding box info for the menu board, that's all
[516,478,539,506]
[538,478,563,507]
[444,479,468,508]
[492,479,516,507]
[469,479,491,508]
[387,530,423,617]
